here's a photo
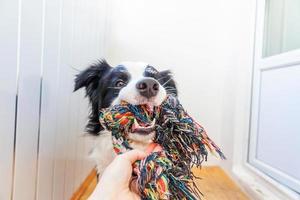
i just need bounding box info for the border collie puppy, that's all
[74,60,177,174]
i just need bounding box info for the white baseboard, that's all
[232,164,300,200]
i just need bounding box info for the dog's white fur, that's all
[89,131,115,173]
[90,62,167,174]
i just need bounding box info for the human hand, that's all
[88,150,147,200]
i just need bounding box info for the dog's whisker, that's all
[165,87,176,90]
[162,78,172,86]
[166,89,177,93]
[164,86,176,90]
[157,77,166,81]
[70,66,81,72]
[166,90,177,93]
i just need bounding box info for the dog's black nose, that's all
[136,78,159,98]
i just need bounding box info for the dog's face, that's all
[74,60,177,142]
[111,62,168,107]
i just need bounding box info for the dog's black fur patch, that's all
[74,60,112,134]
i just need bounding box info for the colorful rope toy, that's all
[99,95,225,200]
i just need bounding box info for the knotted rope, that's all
[99,95,225,200]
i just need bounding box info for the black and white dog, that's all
[74,60,177,174]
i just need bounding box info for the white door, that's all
[249,0,300,194]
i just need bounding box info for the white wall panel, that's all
[35,0,62,199]
[52,0,74,198]
[0,0,19,199]
[12,0,44,199]
[0,0,107,199]
[64,0,87,196]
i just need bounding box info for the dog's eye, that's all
[115,80,126,87]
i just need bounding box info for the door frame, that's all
[249,0,300,194]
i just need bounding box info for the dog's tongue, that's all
[144,103,154,112]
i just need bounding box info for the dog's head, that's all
[74,59,177,140]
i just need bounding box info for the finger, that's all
[153,144,162,152]
[145,143,163,154]
[120,149,147,164]
[145,143,157,154]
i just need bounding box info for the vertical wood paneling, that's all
[35,0,63,199]
[74,97,90,188]
[63,0,83,197]
[80,0,96,180]
[73,0,87,189]
[52,0,74,198]
[0,0,19,199]
[0,0,107,199]
[12,0,44,199]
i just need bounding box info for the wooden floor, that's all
[192,167,249,200]
[71,166,250,200]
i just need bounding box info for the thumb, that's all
[120,149,147,164]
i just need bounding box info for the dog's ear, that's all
[74,59,111,92]
[158,70,178,96]
[74,59,111,135]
